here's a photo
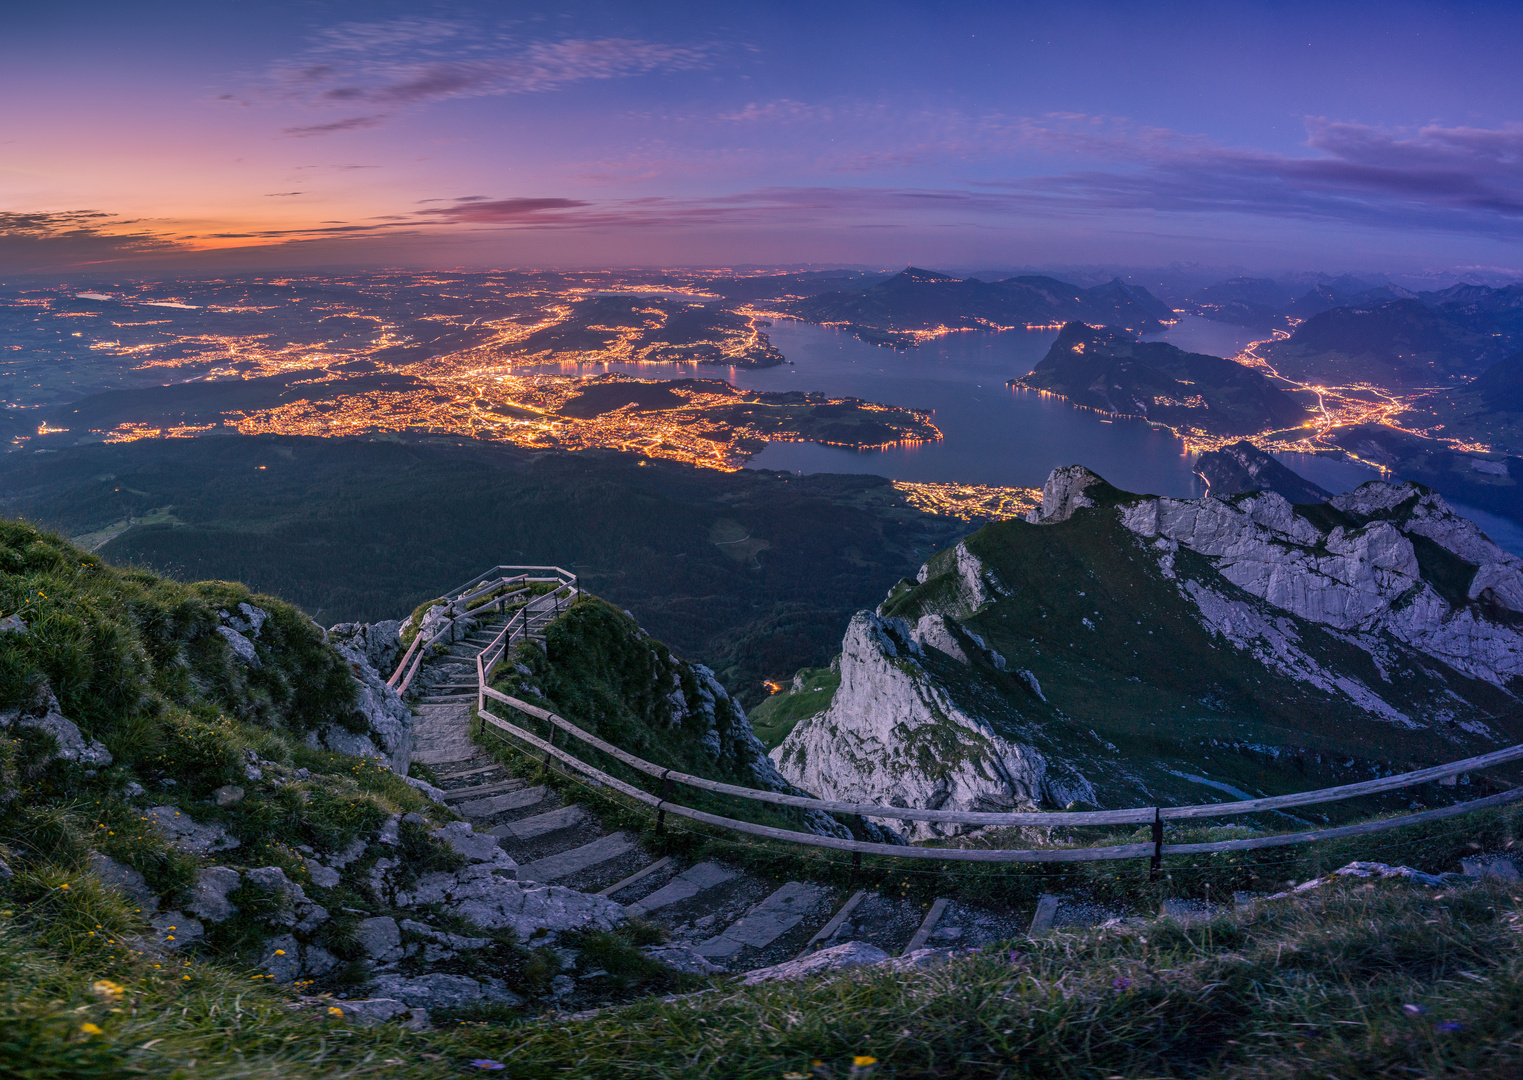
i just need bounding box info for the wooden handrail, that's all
[478,705,1523,864]
[481,687,1523,828]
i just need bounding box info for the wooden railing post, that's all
[1149,808,1164,881]
[656,770,674,835]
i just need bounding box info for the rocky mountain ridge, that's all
[772,465,1523,831]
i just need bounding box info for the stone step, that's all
[517,832,636,883]
[442,777,528,802]
[486,804,588,841]
[597,855,676,898]
[902,897,950,955]
[1027,894,1059,936]
[455,785,550,818]
[796,889,868,959]
[433,762,500,781]
[624,861,736,917]
[695,881,834,959]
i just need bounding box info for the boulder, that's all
[368,972,523,1011]
[328,998,411,1026]
[144,806,239,855]
[642,945,723,975]
[0,688,112,767]
[87,852,158,913]
[216,626,261,668]
[356,916,404,963]
[147,911,204,951]
[259,934,302,983]
[740,941,890,984]
[431,821,518,876]
[187,866,242,922]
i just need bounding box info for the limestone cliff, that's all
[776,465,1523,822]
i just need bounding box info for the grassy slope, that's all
[5,520,1523,1076]
[880,500,1523,814]
[5,843,1523,1078]
[0,434,963,705]
[747,666,840,750]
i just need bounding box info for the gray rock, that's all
[213,785,245,806]
[148,910,204,951]
[0,855,12,882]
[0,688,112,767]
[328,998,411,1026]
[301,945,341,978]
[294,903,331,934]
[0,614,27,634]
[144,806,239,855]
[216,625,261,668]
[432,820,518,875]
[122,780,147,798]
[369,972,523,1011]
[245,865,309,904]
[356,916,404,962]
[549,974,575,998]
[307,863,342,889]
[740,941,889,984]
[87,851,158,913]
[304,724,386,764]
[329,622,415,773]
[1461,854,1521,881]
[376,815,402,847]
[642,945,723,975]
[260,934,302,983]
[772,611,1054,839]
[187,866,242,922]
[238,603,268,637]
[888,947,962,970]
[405,776,449,804]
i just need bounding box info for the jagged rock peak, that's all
[1194,440,1332,504]
[1027,464,1106,523]
[770,611,1052,839]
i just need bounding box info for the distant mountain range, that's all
[784,267,1173,346]
[1012,322,1311,436]
[1262,299,1512,387]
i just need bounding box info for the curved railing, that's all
[388,566,578,696]
[477,686,1523,867]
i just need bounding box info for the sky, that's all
[4,0,1523,276]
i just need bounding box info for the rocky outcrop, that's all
[0,687,112,769]
[771,612,1050,839]
[914,540,1011,618]
[1117,482,1523,691]
[1026,464,1105,523]
[318,622,415,773]
[1194,441,1332,504]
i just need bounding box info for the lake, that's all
[522,316,1523,553]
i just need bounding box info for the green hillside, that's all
[0,434,965,705]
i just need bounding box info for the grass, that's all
[1,865,1521,1078]
[748,666,840,750]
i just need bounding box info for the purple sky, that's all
[4,1,1522,275]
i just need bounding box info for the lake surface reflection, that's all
[524,315,1523,553]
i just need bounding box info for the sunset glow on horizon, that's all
[5,1,1523,277]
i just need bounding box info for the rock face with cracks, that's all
[772,610,1048,840]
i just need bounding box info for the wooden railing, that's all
[476,687,1523,868]
[388,566,578,696]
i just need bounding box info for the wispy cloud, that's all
[0,210,182,270]
[977,116,1523,233]
[251,17,721,135]
[283,114,390,138]
[413,197,588,223]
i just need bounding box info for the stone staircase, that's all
[404,596,1033,974]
